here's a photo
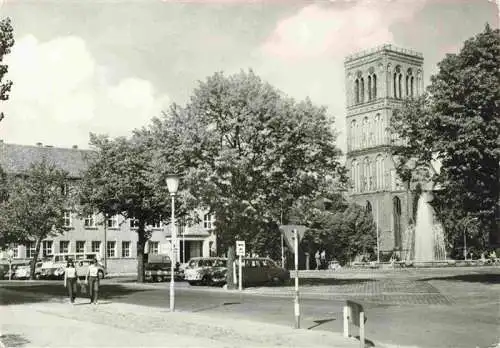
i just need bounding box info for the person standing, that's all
[85,259,100,305]
[320,250,326,269]
[64,260,78,304]
[315,250,321,270]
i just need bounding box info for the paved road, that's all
[1,268,499,348]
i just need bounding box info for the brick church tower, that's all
[344,45,424,258]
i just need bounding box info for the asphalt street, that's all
[1,271,499,348]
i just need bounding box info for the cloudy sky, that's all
[0,0,497,153]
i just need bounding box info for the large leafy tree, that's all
[390,24,500,250]
[79,133,172,283]
[151,70,345,287]
[0,161,69,279]
[0,17,14,123]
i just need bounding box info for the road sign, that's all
[236,241,245,256]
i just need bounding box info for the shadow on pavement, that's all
[0,333,31,347]
[307,318,336,330]
[418,273,500,284]
[284,278,376,287]
[1,283,154,305]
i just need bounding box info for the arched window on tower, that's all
[355,79,360,104]
[350,120,356,150]
[393,196,402,249]
[372,74,377,99]
[366,201,372,214]
[368,76,372,101]
[363,157,371,191]
[362,117,368,148]
[410,76,415,97]
[406,75,409,97]
[374,113,381,145]
[398,74,403,99]
[393,73,397,98]
[360,78,365,103]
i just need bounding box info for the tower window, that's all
[372,74,377,99]
[360,78,365,103]
[368,76,372,101]
[355,79,360,104]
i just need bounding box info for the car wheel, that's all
[202,275,212,286]
[98,270,104,279]
[35,273,41,280]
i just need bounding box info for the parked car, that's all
[13,261,43,280]
[75,259,106,279]
[40,252,103,280]
[145,254,172,282]
[184,257,228,286]
[234,257,290,286]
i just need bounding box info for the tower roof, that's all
[345,44,423,63]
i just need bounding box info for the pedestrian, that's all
[315,250,321,270]
[85,259,100,305]
[320,250,326,269]
[64,259,78,304]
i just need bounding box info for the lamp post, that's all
[464,217,478,261]
[166,174,179,312]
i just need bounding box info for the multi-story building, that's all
[344,44,424,257]
[0,141,217,273]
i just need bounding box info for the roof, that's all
[0,142,93,178]
[345,44,423,62]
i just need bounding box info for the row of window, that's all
[350,157,404,193]
[349,113,387,151]
[354,73,377,104]
[18,240,132,259]
[65,212,216,231]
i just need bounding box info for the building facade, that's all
[344,44,424,256]
[0,142,217,273]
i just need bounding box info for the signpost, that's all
[236,241,245,291]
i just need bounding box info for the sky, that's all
[0,0,497,154]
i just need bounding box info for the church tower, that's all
[344,45,424,258]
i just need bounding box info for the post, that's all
[376,200,380,263]
[343,306,349,338]
[233,261,237,285]
[463,230,467,261]
[294,229,300,329]
[170,194,176,312]
[104,214,108,270]
[238,255,242,291]
[359,312,365,348]
[281,233,285,268]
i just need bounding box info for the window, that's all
[26,242,36,259]
[63,211,72,227]
[151,217,162,229]
[354,79,360,104]
[42,240,53,257]
[59,241,69,254]
[372,74,377,99]
[393,197,402,248]
[203,214,215,230]
[149,241,159,255]
[360,78,365,102]
[367,75,372,101]
[107,241,116,258]
[91,241,101,254]
[11,245,19,258]
[107,215,119,228]
[76,241,86,254]
[122,241,131,258]
[84,214,96,228]
[130,217,139,229]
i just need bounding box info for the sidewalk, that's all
[0,294,360,348]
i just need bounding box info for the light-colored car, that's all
[13,261,43,279]
[184,257,228,286]
[75,259,106,279]
[41,253,105,280]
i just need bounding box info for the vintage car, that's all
[144,254,173,282]
[13,261,43,280]
[233,257,290,286]
[184,257,228,286]
[40,253,104,280]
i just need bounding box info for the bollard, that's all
[343,306,349,338]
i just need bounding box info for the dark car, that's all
[234,257,290,286]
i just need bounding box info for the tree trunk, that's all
[30,238,43,280]
[136,222,147,283]
[226,245,236,290]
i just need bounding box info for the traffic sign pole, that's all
[294,229,300,329]
[236,241,245,291]
[238,255,242,291]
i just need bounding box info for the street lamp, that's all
[463,217,478,261]
[166,174,179,312]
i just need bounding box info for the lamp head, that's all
[166,174,180,195]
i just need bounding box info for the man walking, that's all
[85,259,100,305]
[320,250,326,270]
[315,250,321,270]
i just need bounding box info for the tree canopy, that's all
[390,24,500,251]
[0,160,69,278]
[79,133,176,282]
[151,70,345,253]
[0,17,14,123]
